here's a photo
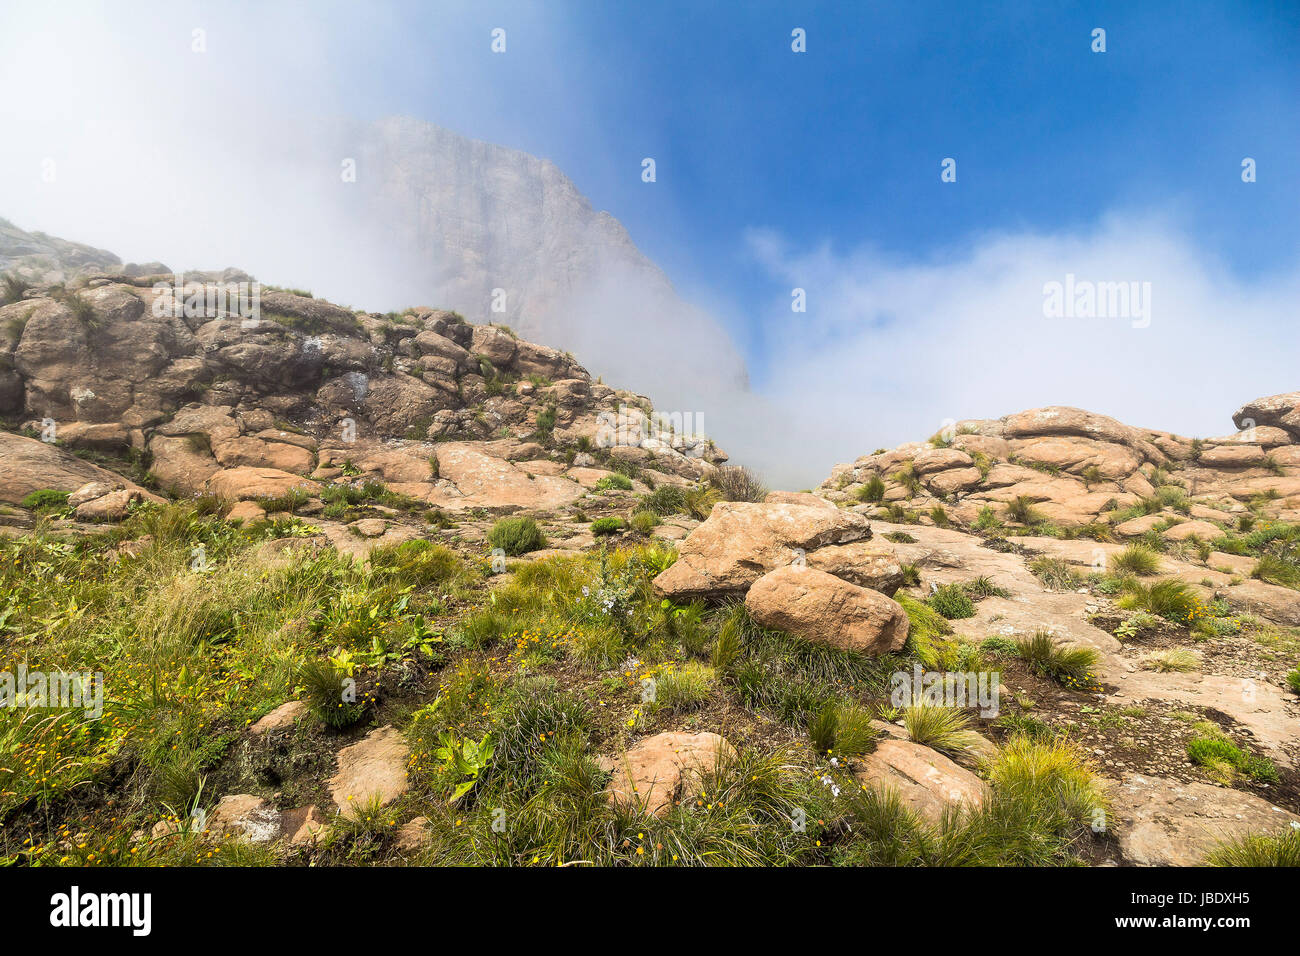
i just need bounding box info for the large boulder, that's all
[0,431,152,505]
[1233,391,1300,440]
[744,565,909,654]
[653,501,871,600]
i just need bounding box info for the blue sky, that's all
[313,0,1299,378]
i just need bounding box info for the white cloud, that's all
[741,212,1300,488]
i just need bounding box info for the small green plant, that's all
[1,273,31,307]
[1004,495,1044,526]
[903,704,978,757]
[857,474,886,503]
[434,730,495,803]
[19,489,70,514]
[629,510,659,534]
[299,658,368,728]
[927,583,976,620]
[1206,828,1300,866]
[651,661,713,714]
[1110,544,1161,576]
[1186,733,1279,785]
[1013,632,1100,689]
[1026,557,1083,592]
[1118,578,1200,624]
[590,516,625,536]
[808,701,878,757]
[488,516,546,555]
[594,473,633,492]
[710,465,768,503]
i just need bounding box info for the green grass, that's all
[903,704,978,757]
[927,584,976,620]
[19,489,70,514]
[1109,544,1161,576]
[488,516,546,556]
[1117,578,1202,625]
[594,473,633,492]
[1027,557,1083,591]
[1013,632,1100,689]
[807,701,879,757]
[590,516,625,536]
[857,474,886,503]
[710,465,769,503]
[1186,733,1279,785]
[1004,495,1045,526]
[1206,828,1300,866]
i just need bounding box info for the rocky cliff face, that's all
[0,266,726,513]
[342,117,749,399]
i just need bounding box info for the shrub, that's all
[590,517,625,536]
[299,658,368,729]
[974,506,1003,531]
[1004,495,1044,526]
[903,704,978,757]
[594,473,633,492]
[640,485,688,515]
[928,505,951,528]
[927,584,975,619]
[1286,667,1300,695]
[1118,578,1200,624]
[1013,632,1100,687]
[807,701,878,757]
[488,516,546,555]
[1,273,31,307]
[1110,544,1161,576]
[629,510,659,534]
[710,465,768,503]
[893,464,921,496]
[857,475,886,503]
[651,662,713,714]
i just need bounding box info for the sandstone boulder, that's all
[744,566,909,654]
[653,501,871,599]
[328,726,410,819]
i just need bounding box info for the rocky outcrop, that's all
[1111,773,1300,866]
[855,740,986,824]
[820,394,1300,527]
[327,725,410,820]
[1,261,727,512]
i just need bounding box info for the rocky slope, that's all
[819,401,1300,527]
[0,268,726,525]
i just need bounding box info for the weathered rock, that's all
[208,794,282,843]
[280,805,330,847]
[855,740,986,824]
[605,731,735,817]
[804,542,905,595]
[1111,773,1300,866]
[653,501,871,599]
[249,700,307,735]
[328,726,410,820]
[744,566,909,654]
[0,431,150,505]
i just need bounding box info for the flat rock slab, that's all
[606,731,735,817]
[249,700,307,735]
[855,739,985,824]
[328,725,410,819]
[1111,773,1300,866]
